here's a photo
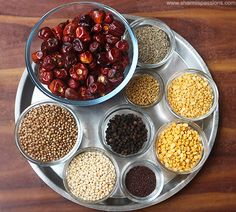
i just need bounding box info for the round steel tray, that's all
[14,15,219,211]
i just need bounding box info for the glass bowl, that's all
[25,2,138,106]
[130,18,175,69]
[121,160,164,203]
[63,147,119,204]
[124,68,164,108]
[154,120,209,174]
[165,68,219,121]
[15,100,83,166]
[99,104,154,158]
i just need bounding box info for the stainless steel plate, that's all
[14,15,219,211]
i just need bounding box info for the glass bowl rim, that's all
[62,146,119,204]
[124,67,164,108]
[14,100,83,166]
[98,104,155,158]
[120,159,164,203]
[154,119,210,174]
[165,68,219,121]
[130,17,176,69]
[25,1,138,106]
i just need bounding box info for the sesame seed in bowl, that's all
[63,147,118,203]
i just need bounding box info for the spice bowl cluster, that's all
[15,2,220,210]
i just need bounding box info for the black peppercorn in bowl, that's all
[99,104,155,157]
[121,160,164,203]
[130,18,175,69]
[63,147,119,204]
[25,2,138,106]
[15,100,83,166]
[154,120,209,175]
[124,68,164,108]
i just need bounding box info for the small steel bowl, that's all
[165,68,219,121]
[154,120,209,174]
[124,68,164,108]
[15,100,83,166]
[130,18,175,69]
[121,160,164,203]
[99,104,155,158]
[63,147,119,204]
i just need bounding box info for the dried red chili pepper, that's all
[68,78,80,89]
[69,63,88,81]
[32,51,44,64]
[63,23,77,36]
[38,69,53,85]
[79,51,93,64]
[109,20,125,37]
[62,35,75,43]
[92,24,102,33]
[76,26,91,42]
[42,55,56,71]
[73,38,86,52]
[104,13,114,24]
[89,9,105,24]
[106,47,121,63]
[52,26,63,41]
[65,88,79,100]
[53,68,68,79]
[115,40,129,52]
[38,27,54,40]
[89,41,100,53]
[48,79,67,97]
[105,34,120,44]
[79,14,93,29]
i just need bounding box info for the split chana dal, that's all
[155,122,203,173]
[167,72,214,119]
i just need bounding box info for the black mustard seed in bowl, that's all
[125,166,156,197]
[121,160,164,203]
[99,104,154,157]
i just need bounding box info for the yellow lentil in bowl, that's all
[166,69,218,121]
[154,120,209,174]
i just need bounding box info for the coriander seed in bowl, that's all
[154,120,209,174]
[15,101,82,166]
[125,69,164,107]
[63,147,118,203]
[166,69,219,121]
[130,18,175,68]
